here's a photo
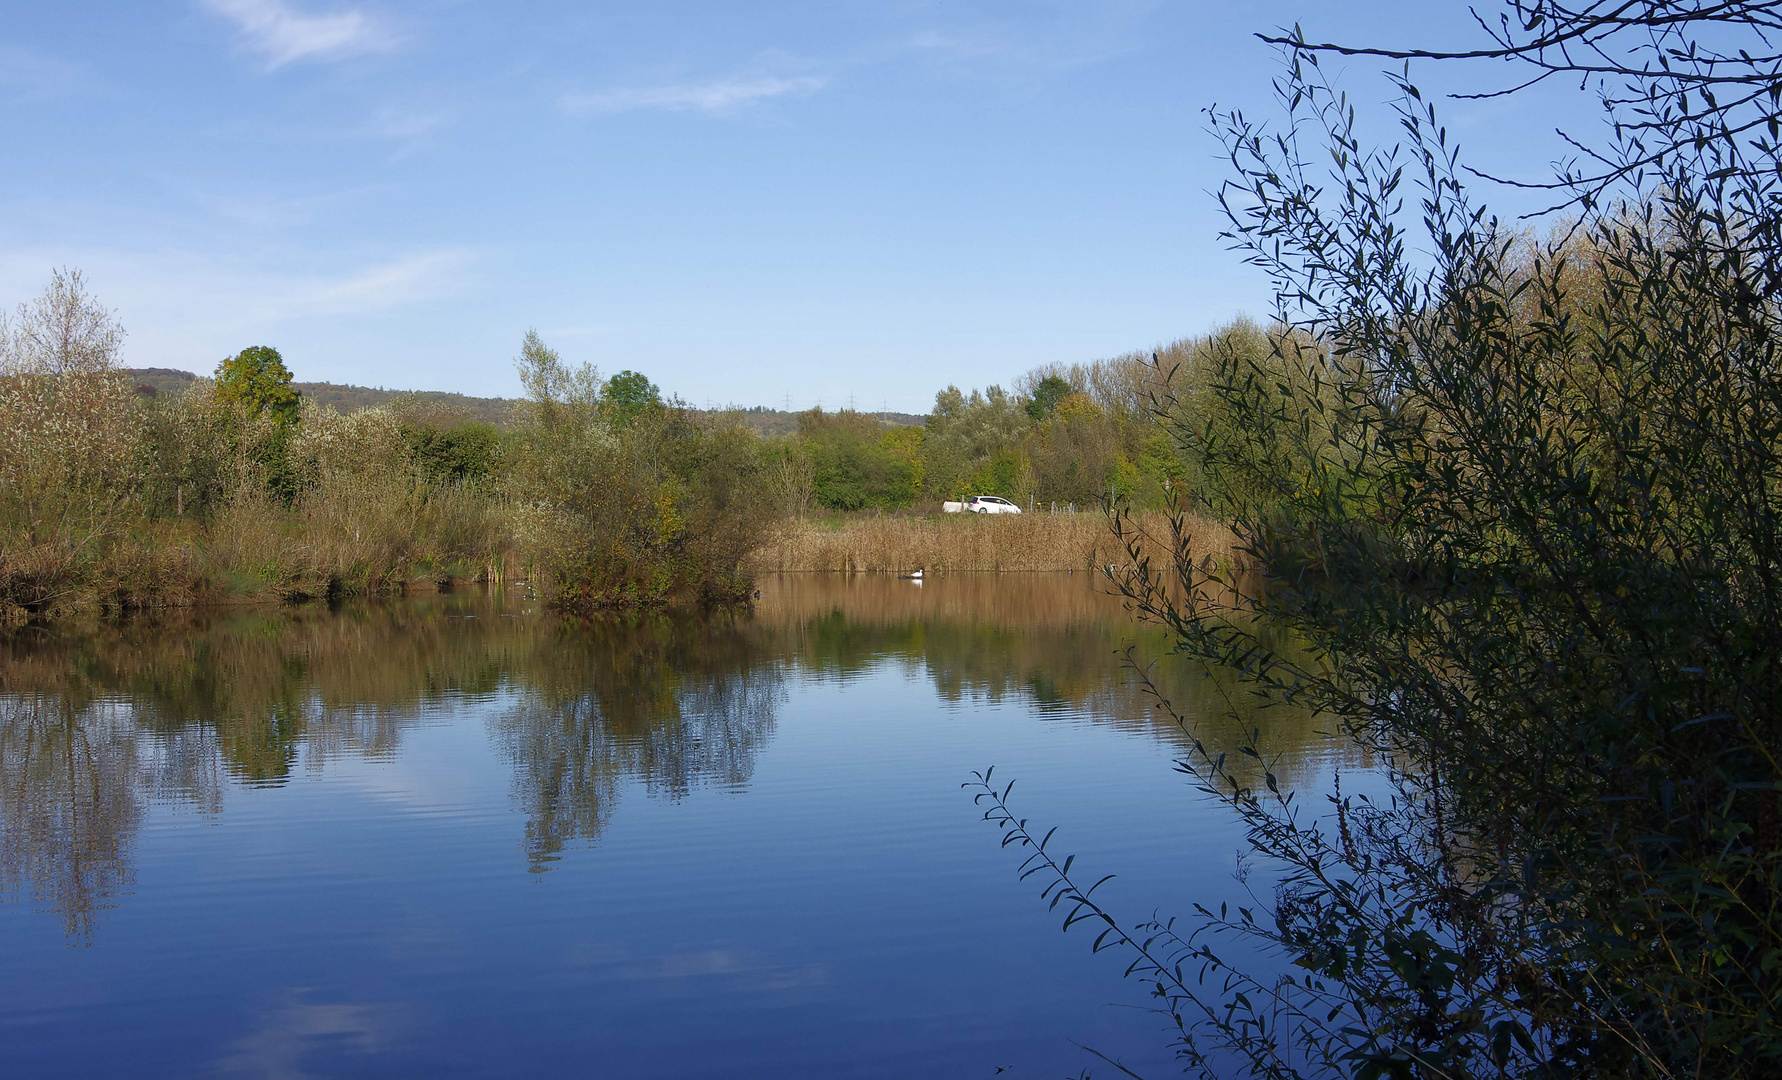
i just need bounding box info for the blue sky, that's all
[1,2,1601,411]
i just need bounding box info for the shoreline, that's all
[2,513,1241,628]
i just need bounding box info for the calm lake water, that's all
[0,574,1338,1079]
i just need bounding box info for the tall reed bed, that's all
[750,509,1237,573]
[0,366,511,622]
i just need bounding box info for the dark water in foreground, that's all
[0,574,1336,1079]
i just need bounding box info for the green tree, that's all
[1025,392,1116,505]
[602,369,661,427]
[1023,374,1071,422]
[212,346,302,503]
[922,385,1029,500]
[798,409,921,510]
[215,346,300,424]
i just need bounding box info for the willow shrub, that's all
[977,51,1782,1080]
[0,370,143,615]
[508,332,772,609]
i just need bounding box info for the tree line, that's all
[767,317,1283,515]
[0,284,773,617]
[0,271,1283,620]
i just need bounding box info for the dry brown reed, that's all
[197,482,507,602]
[1,382,512,619]
[748,509,1238,574]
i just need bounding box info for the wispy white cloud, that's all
[894,1,1161,81]
[561,74,825,116]
[201,0,397,69]
[0,46,96,100]
[300,250,473,314]
[0,246,478,371]
[366,107,447,140]
[179,182,386,230]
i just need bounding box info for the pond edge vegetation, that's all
[973,4,1782,1077]
[1,278,1265,624]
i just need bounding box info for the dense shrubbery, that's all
[0,266,1310,619]
[507,332,772,608]
[979,4,1782,1077]
[794,408,923,511]
[0,290,774,619]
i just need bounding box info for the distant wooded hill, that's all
[124,368,520,426]
[121,368,923,435]
[726,404,924,436]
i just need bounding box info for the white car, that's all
[965,495,1022,515]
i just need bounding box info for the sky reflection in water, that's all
[0,574,1340,1079]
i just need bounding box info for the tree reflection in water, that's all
[0,575,1333,937]
[493,614,784,871]
[0,695,143,939]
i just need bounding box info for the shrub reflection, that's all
[0,575,1329,937]
[494,614,785,871]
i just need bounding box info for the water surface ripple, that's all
[0,574,1337,1079]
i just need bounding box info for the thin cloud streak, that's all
[561,74,825,116]
[367,108,448,139]
[202,0,397,69]
[0,46,96,100]
[302,250,474,314]
[0,247,478,370]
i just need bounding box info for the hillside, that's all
[723,405,925,437]
[121,369,923,434]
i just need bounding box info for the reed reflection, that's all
[755,574,1339,787]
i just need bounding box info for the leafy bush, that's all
[507,331,772,608]
[983,7,1782,1078]
[400,418,500,484]
[797,408,922,510]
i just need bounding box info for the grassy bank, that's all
[747,509,1237,573]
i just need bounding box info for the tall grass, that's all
[0,369,512,622]
[749,509,1238,573]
